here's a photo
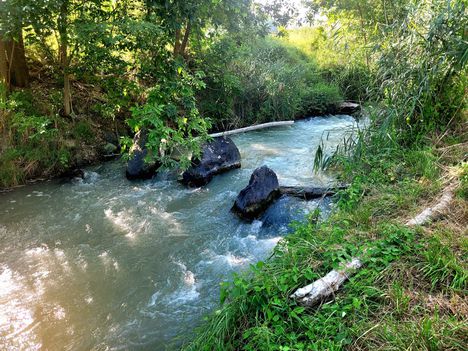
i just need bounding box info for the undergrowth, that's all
[183,140,467,350]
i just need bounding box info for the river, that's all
[0,115,356,350]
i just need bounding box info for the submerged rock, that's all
[126,129,159,180]
[62,168,85,181]
[182,136,241,187]
[260,196,308,231]
[232,166,280,220]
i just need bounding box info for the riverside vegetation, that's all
[0,0,349,188]
[183,0,468,350]
[1,0,467,350]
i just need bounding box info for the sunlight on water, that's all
[0,116,358,350]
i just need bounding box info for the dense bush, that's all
[123,67,211,170]
[374,0,467,144]
[278,27,373,102]
[198,37,343,129]
[0,91,70,187]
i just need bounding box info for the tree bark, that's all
[290,258,363,306]
[179,21,191,57]
[173,28,181,57]
[0,36,9,92]
[4,32,29,88]
[209,121,294,137]
[11,32,29,87]
[279,185,349,200]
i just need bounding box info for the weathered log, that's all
[209,121,294,138]
[291,186,454,307]
[279,185,348,200]
[406,187,454,226]
[290,258,362,306]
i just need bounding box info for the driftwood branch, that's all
[290,258,362,306]
[209,121,294,138]
[406,187,454,226]
[279,185,348,200]
[291,186,454,307]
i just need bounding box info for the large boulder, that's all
[232,166,280,220]
[182,136,241,187]
[337,102,361,115]
[126,129,159,180]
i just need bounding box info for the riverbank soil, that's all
[184,132,467,350]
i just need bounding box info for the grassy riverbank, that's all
[184,2,467,347]
[183,125,467,350]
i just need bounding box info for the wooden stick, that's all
[291,186,454,307]
[209,121,294,138]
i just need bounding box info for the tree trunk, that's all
[62,48,72,117]
[208,121,294,137]
[59,1,72,117]
[179,21,191,57]
[11,32,29,87]
[0,36,9,93]
[173,28,181,57]
[4,32,29,88]
[279,185,349,200]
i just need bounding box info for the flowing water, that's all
[0,115,356,350]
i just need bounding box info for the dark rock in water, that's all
[337,102,361,115]
[232,166,280,220]
[64,168,85,181]
[126,129,159,180]
[182,136,241,187]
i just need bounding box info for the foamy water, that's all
[0,116,357,350]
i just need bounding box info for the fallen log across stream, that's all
[290,186,455,307]
[279,185,349,200]
[209,121,294,138]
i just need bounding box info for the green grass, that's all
[182,142,467,350]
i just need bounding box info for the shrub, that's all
[198,36,343,129]
[73,120,94,141]
[374,0,467,143]
[303,82,342,115]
